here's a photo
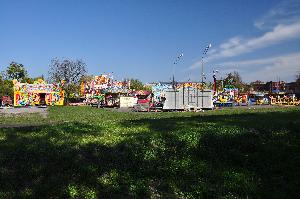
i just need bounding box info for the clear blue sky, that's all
[1,0,300,83]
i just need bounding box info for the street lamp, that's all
[172,52,184,88]
[201,43,212,108]
[172,52,183,109]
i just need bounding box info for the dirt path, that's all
[0,106,49,125]
[0,107,48,116]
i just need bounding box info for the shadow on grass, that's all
[0,110,299,198]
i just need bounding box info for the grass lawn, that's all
[0,106,300,198]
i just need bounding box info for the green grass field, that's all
[0,106,300,199]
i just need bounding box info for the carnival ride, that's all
[269,94,300,106]
[132,90,163,112]
[81,74,131,108]
[133,90,152,111]
[213,85,238,107]
[213,87,300,107]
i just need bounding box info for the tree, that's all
[5,62,28,82]
[48,58,87,103]
[223,71,247,91]
[129,79,144,90]
[224,71,242,86]
[23,75,45,84]
[0,74,13,97]
[79,75,94,84]
[1,62,39,98]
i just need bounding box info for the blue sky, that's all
[1,0,299,83]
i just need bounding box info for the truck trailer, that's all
[162,87,213,110]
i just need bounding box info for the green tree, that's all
[129,79,144,91]
[143,85,152,92]
[79,75,94,84]
[6,62,28,82]
[0,74,14,97]
[223,71,248,92]
[224,71,242,86]
[23,75,44,84]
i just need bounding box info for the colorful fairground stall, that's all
[81,74,131,107]
[132,90,154,111]
[213,85,236,107]
[13,79,64,107]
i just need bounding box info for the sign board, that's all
[120,96,137,108]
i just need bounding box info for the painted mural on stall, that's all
[80,74,131,107]
[81,74,131,97]
[13,79,64,106]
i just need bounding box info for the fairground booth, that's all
[81,74,131,107]
[13,79,64,106]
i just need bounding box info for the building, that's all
[251,81,286,93]
[285,81,300,97]
[265,81,286,93]
[251,80,266,92]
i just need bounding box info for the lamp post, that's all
[172,52,184,88]
[172,52,183,109]
[201,43,211,108]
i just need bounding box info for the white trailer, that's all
[162,87,213,110]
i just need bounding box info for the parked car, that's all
[1,95,13,107]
